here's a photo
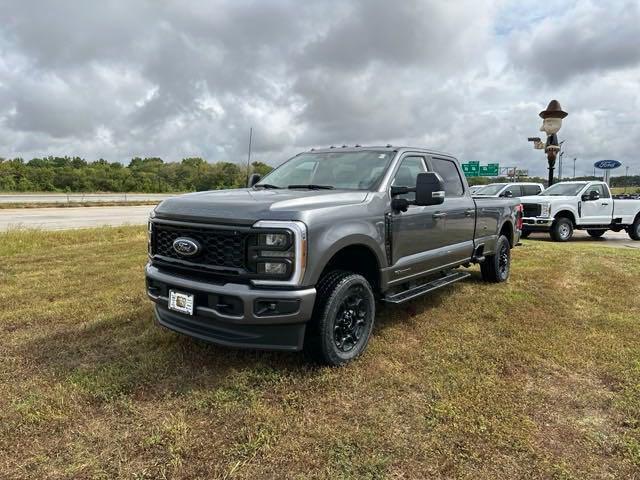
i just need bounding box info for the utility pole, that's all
[246,127,253,186]
[625,166,630,194]
[573,158,576,179]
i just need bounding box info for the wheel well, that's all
[554,210,576,226]
[499,221,514,247]
[320,245,380,294]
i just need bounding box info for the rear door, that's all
[428,157,476,264]
[581,183,613,224]
[522,184,543,196]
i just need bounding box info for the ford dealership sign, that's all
[594,160,622,170]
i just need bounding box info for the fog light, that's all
[258,262,287,275]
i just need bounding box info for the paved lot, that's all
[0,205,155,230]
[0,193,173,204]
[526,229,640,249]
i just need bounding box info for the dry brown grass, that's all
[1,227,639,479]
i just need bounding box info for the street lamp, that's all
[573,157,577,179]
[528,100,568,186]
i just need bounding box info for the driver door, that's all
[390,154,447,283]
[581,184,613,224]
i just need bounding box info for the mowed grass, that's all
[1,227,639,479]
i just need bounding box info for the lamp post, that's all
[573,158,577,179]
[529,100,568,187]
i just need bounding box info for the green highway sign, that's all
[462,162,498,178]
[479,163,499,176]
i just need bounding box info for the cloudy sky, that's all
[1,0,639,176]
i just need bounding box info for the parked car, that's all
[474,182,544,198]
[146,146,522,365]
[520,181,640,241]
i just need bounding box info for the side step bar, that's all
[382,271,471,304]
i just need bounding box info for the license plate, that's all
[168,290,194,315]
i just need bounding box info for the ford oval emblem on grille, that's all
[172,237,201,257]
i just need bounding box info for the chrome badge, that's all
[172,237,201,257]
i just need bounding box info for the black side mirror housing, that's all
[501,190,514,198]
[248,173,261,187]
[415,172,445,206]
[582,190,600,201]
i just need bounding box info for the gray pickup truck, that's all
[146,146,522,365]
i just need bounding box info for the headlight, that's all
[251,221,307,286]
[259,233,289,247]
[540,203,551,217]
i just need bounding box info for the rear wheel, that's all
[481,235,511,283]
[304,271,376,366]
[587,229,606,238]
[550,217,573,242]
[628,218,640,241]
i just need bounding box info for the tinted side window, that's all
[392,156,427,201]
[431,158,464,197]
[522,185,542,195]
[504,185,522,197]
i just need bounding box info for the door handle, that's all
[464,209,474,217]
[601,202,609,206]
[432,212,447,219]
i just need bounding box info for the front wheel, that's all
[628,218,640,241]
[550,217,573,242]
[481,235,511,283]
[304,271,376,366]
[587,229,606,238]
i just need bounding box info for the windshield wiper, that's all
[287,184,335,190]
[254,183,281,189]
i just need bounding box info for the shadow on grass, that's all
[19,288,445,403]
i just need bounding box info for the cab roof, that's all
[306,145,457,159]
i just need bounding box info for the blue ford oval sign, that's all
[594,160,622,170]
[172,237,201,257]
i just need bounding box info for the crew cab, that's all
[474,182,544,198]
[146,146,522,365]
[520,181,640,241]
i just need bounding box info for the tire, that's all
[587,229,606,238]
[481,235,511,283]
[550,217,573,242]
[628,217,640,241]
[520,230,531,239]
[304,271,376,366]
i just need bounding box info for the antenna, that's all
[246,127,253,186]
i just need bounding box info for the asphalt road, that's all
[0,193,174,203]
[0,205,155,231]
[1,206,639,250]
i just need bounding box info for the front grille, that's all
[522,203,542,217]
[153,223,248,270]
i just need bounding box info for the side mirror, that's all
[248,173,261,187]
[582,190,600,201]
[415,172,445,206]
[501,190,514,198]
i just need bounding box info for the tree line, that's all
[0,157,273,193]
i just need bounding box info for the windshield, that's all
[542,182,588,196]
[256,150,395,190]
[475,184,506,195]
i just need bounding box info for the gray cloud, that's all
[0,0,638,177]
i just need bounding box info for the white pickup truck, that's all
[520,181,640,241]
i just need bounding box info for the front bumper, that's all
[522,217,554,231]
[145,263,316,351]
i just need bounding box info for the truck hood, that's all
[519,195,575,203]
[154,188,369,224]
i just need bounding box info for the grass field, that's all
[0,201,160,209]
[1,227,639,479]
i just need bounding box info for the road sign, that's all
[461,162,480,177]
[479,163,499,176]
